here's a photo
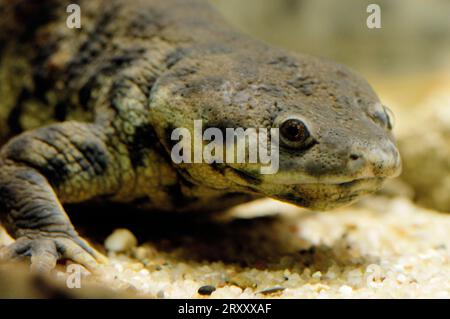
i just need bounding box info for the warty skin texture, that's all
[0,0,401,271]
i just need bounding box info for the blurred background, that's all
[211,0,450,213]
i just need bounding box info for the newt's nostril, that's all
[349,153,361,161]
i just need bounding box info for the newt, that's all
[0,0,401,272]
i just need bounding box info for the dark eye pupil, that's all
[280,119,309,142]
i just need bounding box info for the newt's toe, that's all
[0,234,107,274]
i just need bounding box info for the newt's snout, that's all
[347,141,402,180]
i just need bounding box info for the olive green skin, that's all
[0,0,400,271]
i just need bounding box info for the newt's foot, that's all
[0,233,107,274]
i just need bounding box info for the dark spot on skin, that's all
[230,168,263,186]
[0,185,14,217]
[76,141,109,176]
[31,66,55,103]
[81,55,148,113]
[288,76,318,96]
[9,152,70,189]
[65,4,122,81]
[7,127,109,186]
[78,75,98,110]
[7,40,61,128]
[198,41,234,55]
[126,8,165,38]
[268,55,299,68]
[77,35,104,59]
[175,168,200,188]
[172,66,197,78]
[178,173,197,189]
[201,76,225,90]
[210,162,226,175]
[127,124,157,168]
[165,183,197,206]
[257,84,284,98]
[304,157,343,177]
[165,48,188,69]
[131,125,173,165]
[90,47,145,78]
[336,95,353,108]
[110,49,146,66]
[12,0,60,41]
[176,84,196,98]
[7,129,74,187]
[176,76,224,98]
[43,157,72,187]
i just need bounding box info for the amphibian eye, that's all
[383,105,395,130]
[279,118,311,148]
[369,103,395,130]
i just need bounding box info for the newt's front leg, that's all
[0,121,122,273]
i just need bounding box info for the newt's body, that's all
[0,0,401,272]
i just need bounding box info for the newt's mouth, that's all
[272,177,384,209]
[225,166,384,209]
[333,176,384,188]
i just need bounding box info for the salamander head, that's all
[150,46,401,210]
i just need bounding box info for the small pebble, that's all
[229,274,257,288]
[198,285,216,295]
[139,269,150,276]
[105,229,138,253]
[259,286,286,295]
[133,247,149,260]
[312,271,322,279]
[396,274,407,283]
[338,285,353,295]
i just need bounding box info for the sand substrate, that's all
[1,196,449,298]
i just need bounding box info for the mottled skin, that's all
[0,0,401,272]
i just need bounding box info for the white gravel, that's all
[104,228,138,253]
[72,196,450,299]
